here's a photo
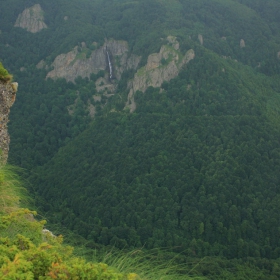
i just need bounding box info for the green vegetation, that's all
[0,62,12,83]
[0,0,280,278]
[28,48,280,261]
[0,165,26,214]
[0,166,208,280]
[2,166,280,279]
[0,165,133,279]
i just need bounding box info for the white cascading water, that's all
[106,47,113,80]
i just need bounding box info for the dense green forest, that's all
[1,153,280,279]
[32,50,280,259]
[1,0,280,278]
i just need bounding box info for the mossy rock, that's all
[0,62,12,83]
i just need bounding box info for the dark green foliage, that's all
[8,76,93,169]
[29,50,280,261]
[1,1,280,277]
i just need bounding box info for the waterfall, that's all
[106,46,113,80]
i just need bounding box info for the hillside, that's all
[0,65,210,280]
[32,49,280,258]
[0,164,182,280]
[0,0,280,276]
[1,162,277,280]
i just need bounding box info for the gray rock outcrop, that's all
[126,36,195,112]
[240,39,246,48]
[46,40,141,83]
[0,82,17,164]
[14,4,47,33]
[198,34,204,45]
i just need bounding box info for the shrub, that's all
[0,62,12,83]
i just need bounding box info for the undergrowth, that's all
[85,247,206,280]
[0,62,12,83]
[0,165,27,214]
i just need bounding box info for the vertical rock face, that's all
[198,34,204,45]
[0,82,17,164]
[240,39,246,48]
[46,40,141,83]
[126,36,195,112]
[14,4,47,33]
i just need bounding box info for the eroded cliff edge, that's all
[0,82,17,164]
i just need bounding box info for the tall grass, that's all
[0,165,27,213]
[90,248,206,280]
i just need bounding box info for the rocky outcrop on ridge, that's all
[0,82,17,164]
[46,40,141,83]
[14,4,47,33]
[126,36,195,112]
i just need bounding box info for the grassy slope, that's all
[1,164,206,279]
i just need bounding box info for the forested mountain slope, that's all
[0,0,280,269]
[32,49,280,259]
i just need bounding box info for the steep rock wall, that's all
[0,82,17,164]
[46,40,141,83]
[126,36,195,112]
[14,4,47,33]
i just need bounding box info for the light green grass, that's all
[0,62,12,83]
[0,165,27,214]
[90,248,206,280]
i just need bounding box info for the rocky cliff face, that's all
[240,39,246,48]
[46,36,194,114]
[46,40,141,83]
[126,36,195,112]
[198,34,204,45]
[0,82,17,164]
[14,4,47,33]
